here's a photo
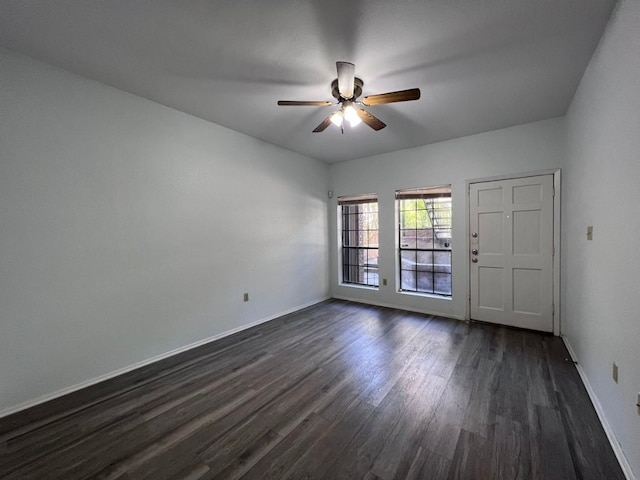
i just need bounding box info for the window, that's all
[339,194,379,287]
[397,186,452,296]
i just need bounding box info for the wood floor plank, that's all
[93,374,294,480]
[447,429,493,479]
[369,373,447,479]
[265,398,375,480]
[237,413,330,480]
[555,384,626,479]
[427,323,467,381]
[323,329,445,480]
[461,356,498,438]
[455,324,487,369]
[196,368,351,477]
[491,414,531,480]
[0,300,626,479]
[419,372,472,461]
[494,330,531,425]
[529,404,577,480]
[405,448,452,480]
[319,367,432,480]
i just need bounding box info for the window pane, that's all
[400,230,417,249]
[343,248,358,267]
[434,273,452,295]
[401,214,417,229]
[358,249,368,269]
[416,205,431,229]
[358,264,367,283]
[401,270,416,291]
[434,251,452,273]
[366,230,379,248]
[400,250,417,271]
[399,199,416,211]
[416,229,434,249]
[417,272,434,292]
[348,263,358,284]
[366,250,379,286]
[368,212,379,229]
[416,251,434,272]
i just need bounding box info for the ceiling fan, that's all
[277,61,420,133]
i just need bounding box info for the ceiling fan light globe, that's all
[343,104,361,127]
[330,111,343,127]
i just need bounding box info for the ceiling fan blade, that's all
[312,115,334,133]
[278,100,333,106]
[336,61,355,99]
[362,88,421,106]
[357,109,386,131]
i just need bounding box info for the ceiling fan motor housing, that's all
[331,77,363,101]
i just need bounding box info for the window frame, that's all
[338,194,379,288]
[396,185,452,297]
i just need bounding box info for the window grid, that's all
[397,189,452,296]
[340,201,379,287]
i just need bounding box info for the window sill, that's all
[339,283,379,291]
[398,290,452,301]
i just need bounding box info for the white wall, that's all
[0,49,329,414]
[563,0,640,475]
[329,118,564,320]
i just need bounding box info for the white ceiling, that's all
[0,0,615,163]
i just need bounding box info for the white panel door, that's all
[469,175,554,332]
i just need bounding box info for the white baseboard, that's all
[0,296,330,420]
[562,336,636,480]
[332,294,466,322]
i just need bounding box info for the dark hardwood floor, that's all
[0,300,625,479]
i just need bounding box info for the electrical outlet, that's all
[383,278,388,286]
[243,293,249,302]
[612,363,619,383]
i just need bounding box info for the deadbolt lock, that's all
[471,232,478,238]
[471,249,478,255]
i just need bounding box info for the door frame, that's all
[465,169,561,335]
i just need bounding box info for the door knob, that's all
[471,232,478,238]
[472,257,478,263]
[471,249,478,255]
